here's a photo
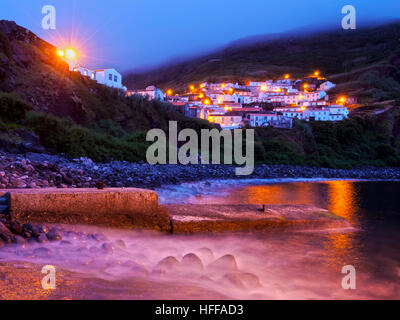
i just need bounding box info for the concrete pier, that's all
[0,189,350,234]
[166,204,350,234]
[1,188,170,232]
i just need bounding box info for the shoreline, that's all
[1,151,400,190]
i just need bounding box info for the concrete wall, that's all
[1,188,171,232]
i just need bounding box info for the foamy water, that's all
[1,179,399,299]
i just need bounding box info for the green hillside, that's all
[0,20,214,161]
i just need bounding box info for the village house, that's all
[71,65,127,91]
[274,104,349,122]
[207,113,243,129]
[248,113,279,127]
[127,85,165,101]
[319,81,336,91]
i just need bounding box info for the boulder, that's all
[9,221,23,235]
[47,229,62,241]
[208,254,238,273]
[181,253,204,273]
[37,233,48,243]
[197,247,215,264]
[153,256,180,275]
[221,273,245,290]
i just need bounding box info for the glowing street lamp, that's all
[204,99,211,105]
[314,71,320,77]
[189,85,195,91]
[284,74,290,79]
[337,96,347,104]
[65,49,76,60]
[57,50,65,57]
[166,89,173,96]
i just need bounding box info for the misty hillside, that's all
[0,20,213,161]
[125,22,400,106]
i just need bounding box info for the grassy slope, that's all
[0,21,215,161]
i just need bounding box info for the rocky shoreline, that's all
[1,151,400,191]
[1,149,399,247]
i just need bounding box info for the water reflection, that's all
[326,181,359,225]
[192,180,363,271]
[324,181,363,269]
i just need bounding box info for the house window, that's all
[109,74,112,81]
[114,75,118,82]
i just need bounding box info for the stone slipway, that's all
[0,188,170,232]
[0,188,350,234]
[166,204,350,234]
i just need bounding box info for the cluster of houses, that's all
[66,56,350,130]
[127,72,351,129]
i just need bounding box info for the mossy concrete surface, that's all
[1,188,170,232]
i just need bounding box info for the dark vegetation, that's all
[254,112,400,168]
[0,20,215,162]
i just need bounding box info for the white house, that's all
[249,113,279,127]
[274,104,349,122]
[126,86,165,101]
[207,114,243,129]
[319,81,336,92]
[92,68,124,89]
[71,65,126,91]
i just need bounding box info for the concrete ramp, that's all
[166,204,350,234]
[1,188,170,232]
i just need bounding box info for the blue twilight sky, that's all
[1,0,399,72]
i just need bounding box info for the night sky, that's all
[1,0,399,71]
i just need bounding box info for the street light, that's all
[65,49,76,60]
